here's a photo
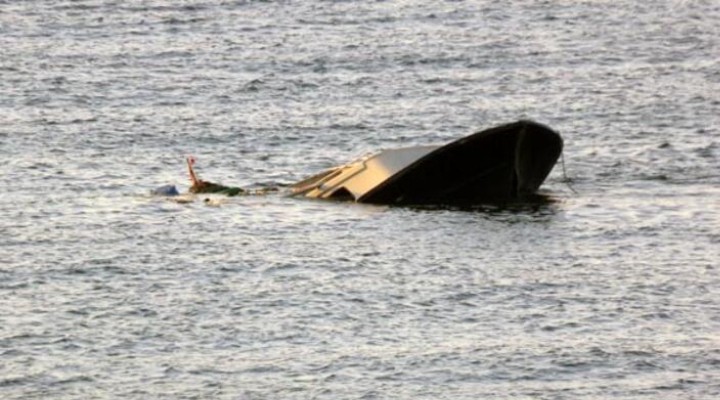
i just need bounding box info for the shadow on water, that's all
[396,192,562,218]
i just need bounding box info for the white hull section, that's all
[293,146,439,201]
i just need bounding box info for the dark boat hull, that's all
[358,120,563,205]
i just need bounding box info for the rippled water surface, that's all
[1,1,719,399]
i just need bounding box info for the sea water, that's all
[1,1,718,399]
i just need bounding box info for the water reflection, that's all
[400,192,562,220]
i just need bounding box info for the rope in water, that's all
[560,151,578,194]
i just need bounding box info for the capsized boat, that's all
[290,120,563,205]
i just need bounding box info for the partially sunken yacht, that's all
[290,120,563,205]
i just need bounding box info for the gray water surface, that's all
[1,1,719,399]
